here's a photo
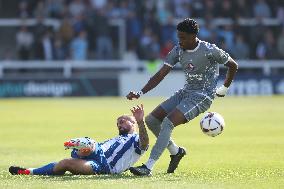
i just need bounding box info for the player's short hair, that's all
[177,18,199,34]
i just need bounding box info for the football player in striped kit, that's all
[9,104,149,175]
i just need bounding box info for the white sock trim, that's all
[167,143,179,155]
[28,168,34,175]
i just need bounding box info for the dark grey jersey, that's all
[164,40,230,97]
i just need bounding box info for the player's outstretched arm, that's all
[126,65,172,100]
[131,104,149,150]
[216,58,238,97]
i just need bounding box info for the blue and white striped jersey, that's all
[99,133,146,174]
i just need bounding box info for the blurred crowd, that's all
[14,0,284,61]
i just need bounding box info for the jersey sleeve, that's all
[133,135,148,155]
[210,44,230,65]
[164,45,180,68]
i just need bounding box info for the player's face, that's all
[117,116,136,135]
[177,31,195,50]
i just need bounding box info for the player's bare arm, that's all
[224,58,238,88]
[216,58,238,97]
[131,104,149,150]
[126,65,172,100]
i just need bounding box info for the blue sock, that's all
[32,162,56,175]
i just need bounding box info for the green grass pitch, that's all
[0,96,283,189]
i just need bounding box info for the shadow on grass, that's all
[2,169,186,182]
[30,172,183,182]
[33,172,151,181]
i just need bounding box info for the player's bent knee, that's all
[146,114,163,128]
[151,106,167,121]
[167,109,187,126]
[145,114,155,128]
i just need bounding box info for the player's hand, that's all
[215,85,229,97]
[126,91,140,100]
[131,104,144,123]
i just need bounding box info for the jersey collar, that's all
[185,40,200,52]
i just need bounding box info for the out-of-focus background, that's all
[0,0,283,97]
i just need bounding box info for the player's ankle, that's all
[145,159,156,170]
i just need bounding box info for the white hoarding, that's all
[119,72,186,96]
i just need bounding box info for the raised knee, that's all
[145,114,160,129]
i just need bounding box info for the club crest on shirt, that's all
[186,63,195,71]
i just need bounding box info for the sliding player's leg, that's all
[9,158,97,175]
[9,162,57,175]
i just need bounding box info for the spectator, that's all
[123,42,138,61]
[18,1,29,18]
[16,26,34,60]
[156,2,173,25]
[69,0,86,17]
[218,25,235,51]
[169,0,191,20]
[148,34,161,60]
[253,0,271,18]
[42,30,54,60]
[118,1,131,19]
[199,21,214,42]
[45,0,64,18]
[70,30,88,60]
[191,0,205,18]
[58,16,74,46]
[235,0,253,18]
[72,14,87,34]
[54,36,65,60]
[256,30,278,59]
[277,27,284,58]
[33,0,48,18]
[12,0,284,60]
[277,5,284,24]
[249,17,267,58]
[126,11,142,46]
[2,48,14,61]
[218,0,234,18]
[160,16,176,45]
[90,0,107,10]
[106,1,121,18]
[138,28,153,60]
[93,9,113,59]
[232,34,250,59]
[203,0,218,17]
[33,16,48,46]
